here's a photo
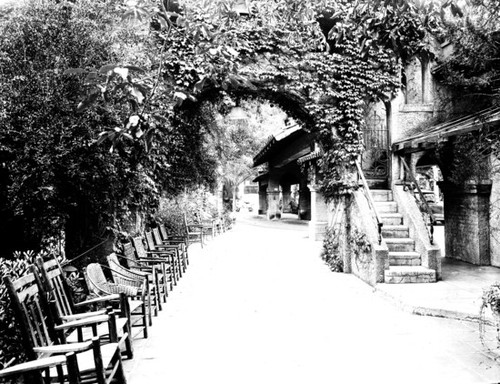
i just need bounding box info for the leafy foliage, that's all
[0,0,218,257]
[0,251,40,372]
[437,131,494,185]
[0,0,462,257]
[321,227,343,272]
[438,0,500,108]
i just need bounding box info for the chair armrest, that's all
[114,254,137,265]
[54,314,110,330]
[106,265,145,282]
[155,244,180,251]
[0,356,66,378]
[148,248,176,254]
[137,257,169,264]
[74,294,120,307]
[110,262,148,278]
[186,224,204,229]
[166,240,186,246]
[60,309,107,321]
[34,340,93,354]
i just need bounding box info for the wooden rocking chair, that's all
[34,256,134,359]
[183,213,205,248]
[147,229,185,276]
[118,241,171,300]
[132,235,179,286]
[159,223,190,266]
[4,270,128,384]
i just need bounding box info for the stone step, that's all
[388,251,421,266]
[371,189,393,202]
[382,225,409,238]
[374,201,398,213]
[380,213,404,226]
[384,266,436,283]
[385,238,415,252]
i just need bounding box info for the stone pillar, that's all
[258,184,267,215]
[298,180,311,220]
[267,180,281,220]
[308,184,328,241]
[440,181,491,265]
[281,184,292,213]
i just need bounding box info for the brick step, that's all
[379,213,403,226]
[371,189,393,202]
[384,266,436,284]
[380,213,404,226]
[385,238,415,252]
[388,251,421,266]
[374,201,398,213]
[382,225,409,238]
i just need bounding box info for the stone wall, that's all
[441,181,491,265]
[490,157,500,267]
[330,192,388,286]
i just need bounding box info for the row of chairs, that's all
[0,220,218,384]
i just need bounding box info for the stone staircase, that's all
[373,189,437,284]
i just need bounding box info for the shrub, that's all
[0,251,41,373]
[152,187,220,235]
[320,228,343,272]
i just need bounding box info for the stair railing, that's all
[400,157,435,245]
[355,161,383,245]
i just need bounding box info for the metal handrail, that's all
[328,198,343,230]
[400,157,435,245]
[355,161,383,245]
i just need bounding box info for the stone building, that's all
[252,124,329,241]
[252,41,500,285]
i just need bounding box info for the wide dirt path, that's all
[124,214,500,384]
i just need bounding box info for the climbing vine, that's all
[67,0,457,208]
[349,226,373,271]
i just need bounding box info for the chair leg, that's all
[66,352,81,384]
[92,337,106,384]
[154,273,162,311]
[124,324,134,359]
[142,301,148,338]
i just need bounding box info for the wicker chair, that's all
[85,263,149,338]
[107,253,160,319]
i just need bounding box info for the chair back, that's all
[35,256,74,319]
[152,228,163,246]
[159,224,169,241]
[4,269,58,359]
[107,253,121,269]
[144,231,156,251]
[122,242,140,269]
[131,236,148,259]
[85,263,139,297]
[106,254,143,289]
[85,263,110,296]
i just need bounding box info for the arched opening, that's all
[415,151,445,256]
[177,86,316,223]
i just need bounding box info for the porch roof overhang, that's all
[297,149,323,164]
[392,106,500,154]
[253,124,303,167]
[252,172,269,182]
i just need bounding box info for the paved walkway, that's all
[123,215,500,384]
